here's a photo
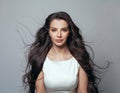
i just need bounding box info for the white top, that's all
[42,56,80,93]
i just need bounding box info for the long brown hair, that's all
[23,11,100,93]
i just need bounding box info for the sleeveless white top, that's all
[42,56,80,93]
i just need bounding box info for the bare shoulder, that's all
[35,71,44,86]
[35,71,45,93]
[36,71,44,81]
[77,65,88,93]
[79,65,87,77]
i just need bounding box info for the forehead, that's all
[50,19,68,28]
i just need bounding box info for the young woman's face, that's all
[49,19,69,47]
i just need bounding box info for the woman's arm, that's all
[77,66,88,93]
[35,71,46,93]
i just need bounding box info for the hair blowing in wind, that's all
[22,11,100,93]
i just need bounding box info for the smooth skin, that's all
[35,19,88,93]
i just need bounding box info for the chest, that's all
[43,57,80,92]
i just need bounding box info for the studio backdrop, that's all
[0,0,120,93]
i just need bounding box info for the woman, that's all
[23,11,99,93]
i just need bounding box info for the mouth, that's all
[55,39,63,43]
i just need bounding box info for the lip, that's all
[55,39,63,43]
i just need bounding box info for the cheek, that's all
[49,32,55,39]
[49,31,52,37]
[64,32,69,39]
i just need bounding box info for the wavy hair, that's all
[23,11,100,93]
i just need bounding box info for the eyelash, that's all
[51,29,68,32]
[62,29,68,32]
[51,29,56,32]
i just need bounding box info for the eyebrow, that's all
[50,27,69,29]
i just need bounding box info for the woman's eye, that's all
[51,29,56,32]
[62,29,68,32]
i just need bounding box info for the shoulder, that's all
[35,71,46,93]
[77,65,88,92]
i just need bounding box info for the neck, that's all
[51,44,69,54]
[48,44,72,60]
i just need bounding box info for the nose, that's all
[57,31,62,37]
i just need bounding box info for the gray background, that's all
[0,0,120,93]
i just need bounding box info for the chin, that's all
[54,43,66,47]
